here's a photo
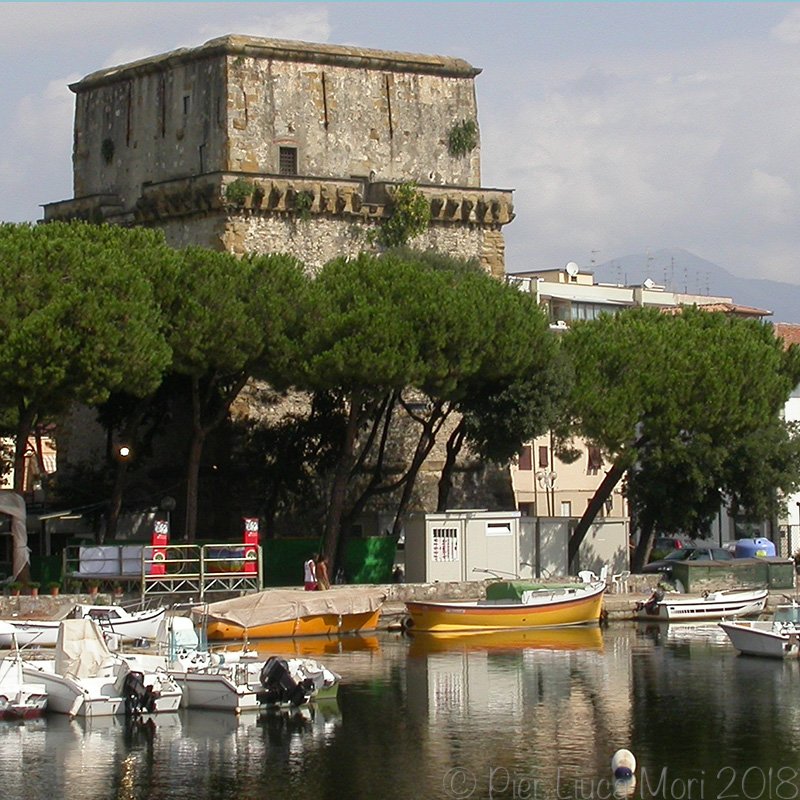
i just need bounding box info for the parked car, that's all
[641,546,734,578]
[653,536,686,552]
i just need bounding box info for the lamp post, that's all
[537,470,557,517]
[160,496,176,537]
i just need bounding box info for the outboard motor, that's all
[123,671,158,717]
[257,656,313,708]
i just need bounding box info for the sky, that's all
[3,2,800,284]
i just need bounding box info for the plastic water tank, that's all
[734,537,776,558]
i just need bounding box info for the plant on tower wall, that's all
[447,119,478,157]
[225,178,255,207]
[374,181,431,248]
[293,190,314,221]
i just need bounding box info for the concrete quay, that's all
[375,578,800,629]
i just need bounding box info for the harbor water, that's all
[3,623,800,800]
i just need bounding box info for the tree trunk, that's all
[104,460,129,544]
[183,373,249,543]
[390,404,448,538]
[322,394,363,569]
[12,403,35,583]
[436,418,466,512]
[106,400,149,543]
[184,377,208,543]
[13,404,36,496]
[631,522,655,573]
[566,457,627,572]
[183,430,205,542]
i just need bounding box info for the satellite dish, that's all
[643,278,655,289]
[565,261,580,277]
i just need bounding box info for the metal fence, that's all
[62,542,263,601]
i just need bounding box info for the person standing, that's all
[303,554,318,591]
[316,555,331,590]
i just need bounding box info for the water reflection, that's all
[3,627,800,800]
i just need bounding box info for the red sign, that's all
[150,519,169,575]
[243,517,259,574]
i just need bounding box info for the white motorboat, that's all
[0,603,166,648]
[719,603,800,659]
[21,618,182,717]
[0,622,47,719]
[635,587,769,622]
[122,616,339,713]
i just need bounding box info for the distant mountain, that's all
[590,248,800,324]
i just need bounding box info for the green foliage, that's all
[565,306,800,543]
[376,182,431,248]
[448,118,478,157]
[162,247,308,539]
[0,221,173,412]
[293,190,314,221]
[225,178,254,206]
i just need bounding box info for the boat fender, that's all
[611,749,636,779]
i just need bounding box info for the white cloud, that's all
[771,8,800,44]
[197,8,331,43]
[0,75,77,220]
[483,38,800,280]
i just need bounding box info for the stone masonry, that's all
[44,35,518,528]
[44,35,514,276]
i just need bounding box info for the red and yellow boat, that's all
[404,581,605,633]
[198,588,385,641]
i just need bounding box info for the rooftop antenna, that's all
[684,264,688,294]
[670,256,675,291]
[591,250,600,268]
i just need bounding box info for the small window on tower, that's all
[183,95,191,115]
[279,147,298,175]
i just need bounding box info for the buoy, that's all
[611,749,636,779]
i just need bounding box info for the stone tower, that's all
[44,35,514,275]
[45,35,519,530]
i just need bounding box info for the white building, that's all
[507,263,772,552]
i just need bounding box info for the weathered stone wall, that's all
[67,35,483,214]
[225,44,480,186]
[47,35,518,532]
[72,56,228,209]
[227,215,486,272]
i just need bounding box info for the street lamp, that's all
[537,470,557,516]
[160,495,176,536]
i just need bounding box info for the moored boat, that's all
[197,588,385,641]
[0,603,166,648]
[404,581,605,633]
[635,587,769,622]
[21,618,182,717]
[122,616,340,712]
[0,622,47,719]
[719,603,800,659]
